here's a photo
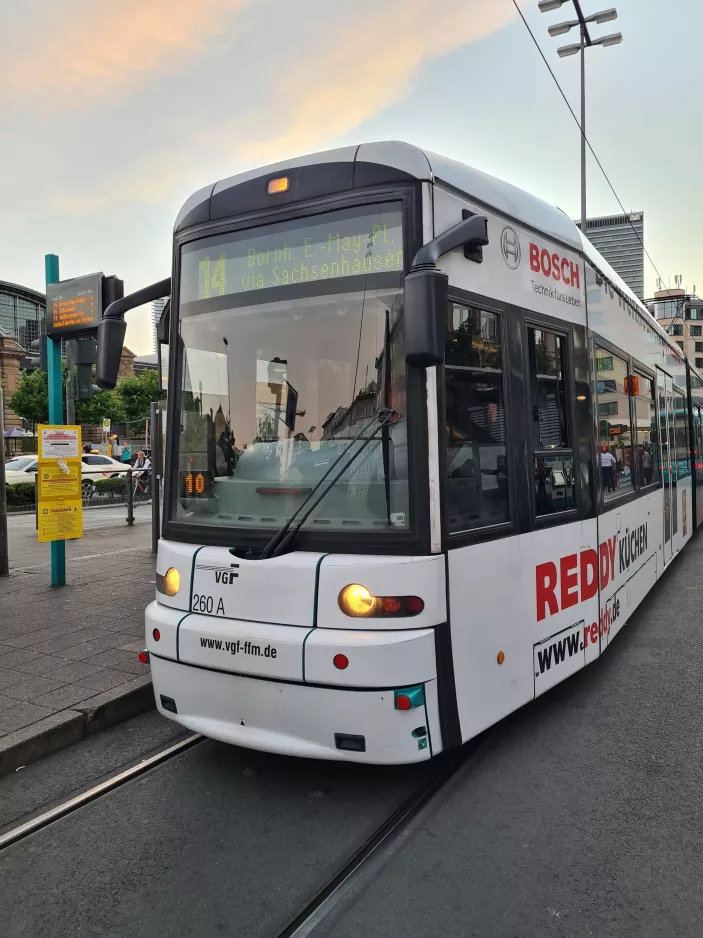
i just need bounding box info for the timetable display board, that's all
[46,273,103,336]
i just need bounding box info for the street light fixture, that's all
[549,20,579,36]
[539,2,623,236]
[592,8,618,23]
[593,31,623,46]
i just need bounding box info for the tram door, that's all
[658,369,676,564]
[693,403,703,528]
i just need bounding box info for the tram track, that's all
[1,728,483,938]
[273,737,483,938]
[0,733,204,851]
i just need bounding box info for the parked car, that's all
[4,453,126,498]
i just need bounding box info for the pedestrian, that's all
[121,443,132,464]
[613,453,621,489]
[643,445,653,485]
[600,444,615,492]
[133,450,151,486]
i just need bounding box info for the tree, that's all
[254,411,276,442]
[535,338,555,376]
[9,363,162,434]
[9,367,125,429]
[8,370,49,426]
[76,389,125,425]
[116,369,163,432]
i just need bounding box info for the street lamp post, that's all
[538,0,623,236]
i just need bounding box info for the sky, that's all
[1,0,701,354]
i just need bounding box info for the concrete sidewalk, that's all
[0,507,156,774]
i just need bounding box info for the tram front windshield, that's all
[173,202,410,536]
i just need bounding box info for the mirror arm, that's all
[96,277,171,389]
[102,277,172,321]
[410,215,488,269]
[403,215,489,369]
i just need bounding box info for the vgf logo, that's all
[214,564,239,585]
[500,226,521,269]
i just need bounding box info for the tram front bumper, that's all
[145,601,442,764]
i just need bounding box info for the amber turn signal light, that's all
[157,567,180,597]
[267,176,289,194]
[338,585,424,618]
[338,584,377,617]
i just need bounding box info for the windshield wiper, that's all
[260,407,396,559]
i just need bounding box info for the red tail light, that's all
[333,654,349,670]
[152,628,161,642]
[406,596,424,614]
[138,650,149,664]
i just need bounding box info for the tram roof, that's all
[175,140,650,320]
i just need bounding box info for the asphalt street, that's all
[322,535,703,938]
[0,729,436,937]
[6,503,152,571]
[0,531,701,938]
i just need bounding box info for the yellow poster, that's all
[36,424,83,543]
[37,462,81,501]
[38,500,83,543]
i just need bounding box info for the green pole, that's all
[45,253,65,587]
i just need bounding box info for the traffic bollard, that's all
[126,470,134,526]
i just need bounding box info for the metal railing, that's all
[2,466,152,519]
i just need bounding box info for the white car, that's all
[4,453,127,498]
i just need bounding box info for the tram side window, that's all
[634,373,659,488]
[674,389,691,479]
[694,405,703,486]
[445,305,509,533]
[595,347,634,500]
[527,327,575,515]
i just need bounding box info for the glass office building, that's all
[0,281,46,352]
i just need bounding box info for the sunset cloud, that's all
[1,0,246,107]
[44,0,526,211]
[238,0,524,165]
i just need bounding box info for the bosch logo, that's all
[529,243,580,288]
[500,227,521,269]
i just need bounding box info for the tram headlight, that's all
[338,585,425,618]
[338,584,377,617]
[157,567,181,597]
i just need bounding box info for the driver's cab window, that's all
[445,304,509,533]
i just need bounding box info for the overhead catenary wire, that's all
[509,0,684,334]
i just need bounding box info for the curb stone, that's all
[0,676,155,777]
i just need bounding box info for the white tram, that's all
[98,142,703,763]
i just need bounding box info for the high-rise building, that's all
[151,297,167,354]
[575,212,644,300]
[646,287,703,368]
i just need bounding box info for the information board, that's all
[46,273,103,337]
[37,425,83,543]
[38,501,83,543]
[40,426,80,459]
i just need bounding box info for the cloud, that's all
[2,0,246,108]
[238,0,524,165]
[46,0,525,212]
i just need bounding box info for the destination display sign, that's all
[46,273,103,336]
[180,204,403,304]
